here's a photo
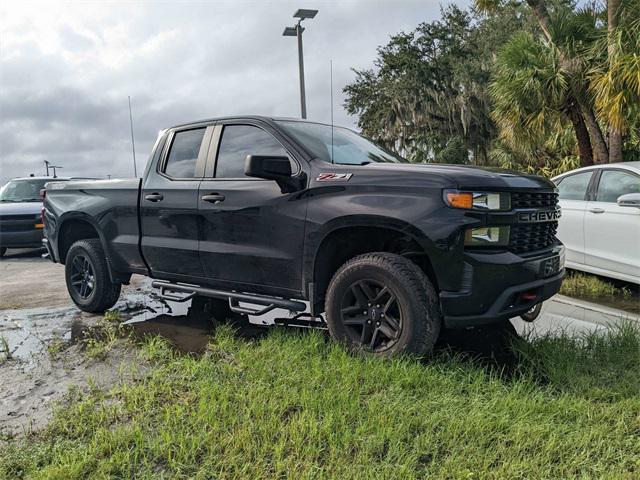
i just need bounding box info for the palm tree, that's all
[490,31,594,166]
[590,0,640,162]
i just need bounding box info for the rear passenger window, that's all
[215,125,290,179]
[557,171,592,201]
[163,128,206,178]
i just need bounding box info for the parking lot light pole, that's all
[283,8,318,119]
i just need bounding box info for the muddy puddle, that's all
[0,281,308,365]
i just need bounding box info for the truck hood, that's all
[0,201,42,216]
[361,163,556,190]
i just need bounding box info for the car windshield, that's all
[0,179,49,202]
[276,121,406,165]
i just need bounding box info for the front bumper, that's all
[440,245,565,328]
[0,229,44,249]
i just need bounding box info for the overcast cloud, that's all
[0,0,468,183]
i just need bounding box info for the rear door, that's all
[584,168,640,280]
[555,170,595,266]
[141,125,213,280]
[197,121,307,296]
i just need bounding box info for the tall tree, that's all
[344,5,526,164]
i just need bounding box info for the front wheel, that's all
[325,253,441,357]
[65,239,121,313]
[520,302,543,322]
[0,247,6,257]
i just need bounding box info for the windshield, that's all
[276,121,406,165]
[0,179,49,202]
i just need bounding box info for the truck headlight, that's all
[444,190,510,211]
[464,226,510,246]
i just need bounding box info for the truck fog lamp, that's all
[464,226,510,246]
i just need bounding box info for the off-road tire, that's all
[325,252,441,357]
[65,239,121,313]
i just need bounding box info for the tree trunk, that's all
[609,127,624,163]
[608,0,623,163]
[566,101,594,167]
[525,0,554,43]
[581,106,609,164]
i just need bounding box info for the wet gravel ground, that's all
[1,248,637,437]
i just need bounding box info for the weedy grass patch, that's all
[1,324,639,479]
[560,271,633,301]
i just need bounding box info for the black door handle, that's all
[201,193,225,203]
[145,193,164,202]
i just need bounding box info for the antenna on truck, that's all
[330,59,334,164]
[128,96,138,178]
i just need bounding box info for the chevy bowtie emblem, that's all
[316,173,353,181]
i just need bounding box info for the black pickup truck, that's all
[43,116,564,356]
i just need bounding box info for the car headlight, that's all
[444,190,511,211]
[464,226,510,246]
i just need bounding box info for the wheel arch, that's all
[56,214,122,283]
[305,215,439,314]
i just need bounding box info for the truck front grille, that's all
[509,222,558,254]
[511,191,558,209]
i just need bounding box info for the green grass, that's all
[2,325,640,479]
[560,271,632,301]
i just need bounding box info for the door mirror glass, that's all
[617,193,640,208]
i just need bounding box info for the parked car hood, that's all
[0,201,42,216]
[362,163,556,190]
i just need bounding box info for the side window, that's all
[163,128,206,178]
[557,171,593,201]
[596,170,640,203]
[215,125,290,179]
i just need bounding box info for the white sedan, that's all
[552,162,640,284]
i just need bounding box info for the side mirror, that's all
[244,155,305,193]
[617,193,640,208]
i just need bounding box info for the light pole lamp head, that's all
[282,26,298,36]
[293,9,318,20]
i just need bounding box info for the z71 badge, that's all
[316,173,353,182]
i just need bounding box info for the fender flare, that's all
[56,212,121,284]
[302,214,437,296]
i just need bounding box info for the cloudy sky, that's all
[1,0,468,183]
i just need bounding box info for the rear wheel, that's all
[325,252,441,357]
[65,239,121,313]
[0,247,6,257]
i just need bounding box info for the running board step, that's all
[151,280,306,316]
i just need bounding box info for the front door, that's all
[197,123,307,296]
[584,168,640,280]
[141,126,213,280]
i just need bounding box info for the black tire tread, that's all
[325,252,441,357]
[65,239,121,313]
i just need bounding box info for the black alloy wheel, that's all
[340,279,403,353]
[64,239,121,313]
[70,254,96,299]
[325,252,441,357]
